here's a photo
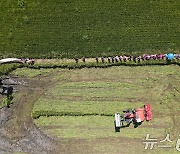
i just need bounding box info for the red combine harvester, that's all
[114,104,152,132]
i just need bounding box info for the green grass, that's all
[12,67,53,77]
[31,65,180,118]
[0,0,180,58]
[0,63,22,76]
[32,100,145,118]
[28,59,180,70]
[0,96,6,108]
[32,66,180,140]
[35,116,166,139]
[34,115,180,154]
[24,65,179,154]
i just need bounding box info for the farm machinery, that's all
[114,104,152,132]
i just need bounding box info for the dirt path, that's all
[0,76,64,153]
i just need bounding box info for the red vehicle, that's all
[115,104,152,132]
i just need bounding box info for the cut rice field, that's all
[15,65,179,153]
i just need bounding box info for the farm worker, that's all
[115,56,119,62]
[75,58,79,63]
[158,54,163,59]
[123,56,127,62]
[133,56,137,62]
[150,54,157,60]
[162,54,167,60]
[111,56,115,63]
[108,57,111,63]
[82,56,86,63]
[128,55,132,61]
[137,57,140,63]
[167,53,174,60]
[96,57,99,63]
[174,54,179,59]
[147,55,151,60]
[101,57,105,63]
[119,56,123,62]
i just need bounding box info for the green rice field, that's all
[0,0,180,58]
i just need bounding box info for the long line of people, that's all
[75,53,180,63]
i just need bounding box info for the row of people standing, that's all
[75,53,180,63]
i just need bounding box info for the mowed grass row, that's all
[34,115,175,140]
[0,0,180,58]
[34,115,179,154]
[32,80,146,118]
